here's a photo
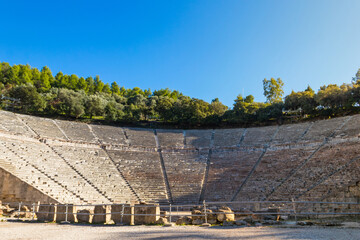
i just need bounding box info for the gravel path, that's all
[1,222,359,240]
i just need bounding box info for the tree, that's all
[284,86,316,115]
[94,75,104,93]
[263,78,284,103]
[55,89,85,118]
[102,83,112,94]
[210,98,228,116]
[77,77,88,92]
[85,94,107,118]
[18,65,32,84]
[105,101,124,121]
[86,77,95,94]
[9,84,46,112]
[36,66,53,92]
[110,82,120,95]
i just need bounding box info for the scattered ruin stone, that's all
[192,218,204,225]
[2,205,14,215]
[222,220,235,226]
[297,221,314,226]
[206,210,217,224]
[216,206,235,222]
[176,216,192,225]
[77,209,92,223]
[262,220,281,225]
[235,219,247,226]
[263,214,277,221]
[156,217,168,224]
[243,216,255,224]
[191,209,202,221]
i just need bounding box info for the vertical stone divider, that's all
[237,128,248,147]
[15,114,39,137]
[265,116,353,200]
[231,125,280,201]
[52,120,70,140]
[296,122,314,143]
[153,129,172,203]
[122,128,131,146]
[183,130,187,147]
[199,129,215,203]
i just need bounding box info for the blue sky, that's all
[1,0,360,107]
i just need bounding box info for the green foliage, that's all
[9,84,46,112]
[85,94,107,118]
[1,61,359,128]
[55,88,86,118]
[263,78,284,103]
[285,86,316,115]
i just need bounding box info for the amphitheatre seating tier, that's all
[0,137,102,204]
[204,149,262,202]
[0,111,34,137]
[1,137,110,203]
[55,120,97,143]
[0,110,359,205]
[334,114,360,139]
[300,157,360,202]
[51,145,135,203]
[234,146,318,201]
[157,129,184,148]
[272,122,311,144]
[125,128,156,147]
[213,128,245,148]
[185,130,212,149]
[162,152,207,204]
[107,150,168,203]
[0,140,79,204]
[18,115,67,140]
[300,116,346,142]
[241,125,278,147]
[90,125,128,145]
[270,141,359,201]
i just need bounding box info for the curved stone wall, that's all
[0,110,359,204]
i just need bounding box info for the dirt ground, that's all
[1,221,360,240]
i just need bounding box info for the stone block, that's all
[93,205,111,224]
[76,208,93,223]
[56,204,76,223]
[134,204,160,225]
[176,216,192,225]
[111,204,131,224]
[36,204,56,222]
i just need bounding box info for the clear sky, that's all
[1,0,360,107]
